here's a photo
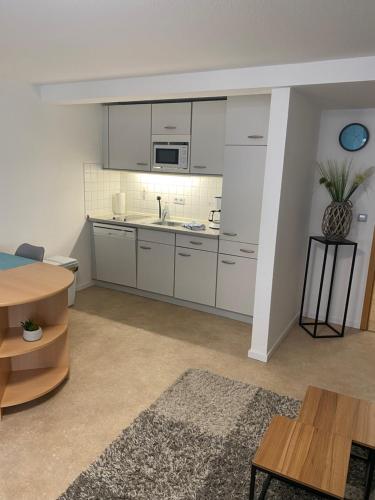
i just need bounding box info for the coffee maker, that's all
[208,196,221,230]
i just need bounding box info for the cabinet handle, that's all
[190,241,202,245]
[223,232,237,237]
[136,162,148,166]
[178,252,191,257]
[164,125,177,130]
[192,165,207,169]
[140,245,151,250]
[222,260,236,265]
[248,134,264,139]
[240,248,255,254]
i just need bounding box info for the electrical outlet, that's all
[174,197,185,205]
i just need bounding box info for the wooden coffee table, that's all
[299,386,375,449]
[250,386,375,499]
[249,415,352,499]
[298,386,375,499]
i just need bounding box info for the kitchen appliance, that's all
[112,192,126,215]
[43,256,79,306]
[208,196,221,230]
[152,135,190,173]
[93,223,136,287]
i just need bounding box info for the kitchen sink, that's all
[151,220,183,227]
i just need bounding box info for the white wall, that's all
[250,88,320,361]
[0,80,102,287]
[305,109,375,328]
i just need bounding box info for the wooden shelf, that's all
[1,367,69,408]
[0,325,67,358]
[0,261,71,418]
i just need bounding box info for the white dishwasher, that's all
[93,223,136,287]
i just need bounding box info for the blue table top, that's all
[0,252,36,270]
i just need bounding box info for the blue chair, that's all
[15,243,45,262]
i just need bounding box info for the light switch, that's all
[357,213,368,222]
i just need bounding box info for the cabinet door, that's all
[190,100,226,175]
[108,104,151,171]
[216,255,257,315]
[220,146,266,244]
[137,241,175,296]
[174,248,217,306]
[152,102,191,135]
[225,95,270,145]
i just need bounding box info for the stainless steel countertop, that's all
[88,214,220,239]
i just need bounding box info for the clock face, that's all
[339,123,369,152]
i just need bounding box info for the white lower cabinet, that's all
[174,247,217,306]
[137,241,175,296]
[216,254,257,315]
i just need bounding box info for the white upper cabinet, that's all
[220,146,266,244]
[190,100,226,175]
[152,102,191,135]
[225,95,270,146]
[108,104,151,171]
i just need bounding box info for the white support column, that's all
[248,88,291,362]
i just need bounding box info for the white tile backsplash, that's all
[84,163,121,216]
[84,164,222,222]
[120,172,222,221]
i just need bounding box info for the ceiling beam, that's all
[37,56,375,104]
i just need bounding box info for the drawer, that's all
[176,234,218,252]
[138,228,175,245]
[219,240,258,258]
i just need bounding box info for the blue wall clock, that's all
[339,123,369,151]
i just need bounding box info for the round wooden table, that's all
[0,258,73,418]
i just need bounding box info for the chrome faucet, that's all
[161,205,169,223]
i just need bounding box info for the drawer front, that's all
[216,254,257,315]
[175,248,217,306]
[138,228,175,246]
[176,234,218,252]
[137,241,175,296]
[219,240,258,259]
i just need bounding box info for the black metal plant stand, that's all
[299,236,357,338]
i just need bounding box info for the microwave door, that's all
[155,146,179,166]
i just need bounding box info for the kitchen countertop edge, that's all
[88,216,220,239]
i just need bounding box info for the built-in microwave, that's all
[152,135,190,173]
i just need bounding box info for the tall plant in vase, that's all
[318,159,374,240]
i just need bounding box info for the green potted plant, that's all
[318,159,374,240]
[21,319,43,342]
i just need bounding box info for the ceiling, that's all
[298,82,375,109]
[1,0,375,84]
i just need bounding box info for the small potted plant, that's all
[318,159,374,240]
[21,320,43,342]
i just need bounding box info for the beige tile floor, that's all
[1,286,374,500]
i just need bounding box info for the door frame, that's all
[360,227,375,330]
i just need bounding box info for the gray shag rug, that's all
[59,369,372,500]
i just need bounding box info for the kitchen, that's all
[87,95,270,322]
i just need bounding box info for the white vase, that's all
[23,327,43,342]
